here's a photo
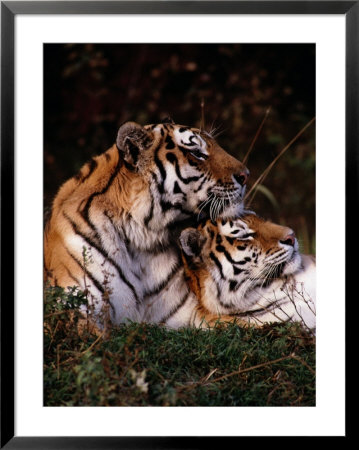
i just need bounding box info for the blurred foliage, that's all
[44,43,315,252]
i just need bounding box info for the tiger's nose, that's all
[233,170,249,186]
[280,232,296,247]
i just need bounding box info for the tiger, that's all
[179,213,316,333]
[44,119,249,328]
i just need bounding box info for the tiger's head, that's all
[179,214,302,313]
[116,120,249,222]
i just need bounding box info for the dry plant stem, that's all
[80,330,106,355]
[180,352,313,391]
[59,356,78,367]
[204,353,295,384]
[200,98,205,131]
[44,309,75,319]
[117,348,140,384]
[245,116,316,205]
[243,107,271,165]
[291,354,315,375]
[56,344,61,380]
[201,368,218,383]
[55,330,105,368]
[47,320,60,350]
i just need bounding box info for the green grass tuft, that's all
[44,286,315,407]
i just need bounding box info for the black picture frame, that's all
[1,1,354,447]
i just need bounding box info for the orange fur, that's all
[183,262,251,328]
[181,215,300,326]
[44,121,249,327]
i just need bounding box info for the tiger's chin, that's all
[282,251,302,276]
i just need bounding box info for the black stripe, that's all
[216,292,236,310]
[64,246,105,294]
[160,199,174,213]
[236,245,247,251]
[119,225,137,259]
[225,236,235,245]
[160,290,190,323]
[267,250,286,262]
[64,212,101,251]
[229,279,239,292]
[143,263,181,299]
[233,266,244,275]
[154,147,167,194]
[237,301,291,318]
[80,147,123,233]
[81,158,98,183]
[102,211,132,256]
[144,193,155,227]
[187,158,200,167]
[173,181,184,195]
[165,135,175,149]
[182,139,197,147]
[235,259,249,266]
[215,244,247,267]
[63,212,141,306]
[209,251,225,279]
[151,172,188,216]
[166,152,177,164]
[123,159,136,172]
[166,152,204,184]
[62,264,81,286]
[239,233,256,239]
[159,198,189,216]
[194,175,209,193]
[177,145,188,156]
[160,198,192,217]
[150,167,191,217]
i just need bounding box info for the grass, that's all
[44,285,315,407]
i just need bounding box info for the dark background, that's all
[44,43,315,253]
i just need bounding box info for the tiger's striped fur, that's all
[179,214,316,332]
[44,120,248,327]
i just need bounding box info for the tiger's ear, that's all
[116,122,153,169]
[179,228,207,260]
[161,116,175,124]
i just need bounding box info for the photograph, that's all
[43,43,316,407]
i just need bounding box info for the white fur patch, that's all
[173,128,208,154]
